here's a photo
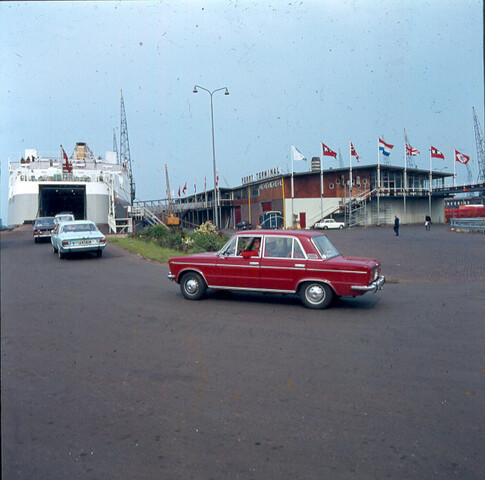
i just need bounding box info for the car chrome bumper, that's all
[168,273,176,281]
[351,275,385,293]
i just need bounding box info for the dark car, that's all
[33,217,56,243]
[236,220,252,230]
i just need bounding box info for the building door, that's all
[235,206,241,224]
[300,212,306,229]
[261,201,272,212]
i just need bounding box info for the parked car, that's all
[168,229,384,309]
[236,220,252,230]
[314,218,345,230]
[33,216,56,243]
[54,212,75,225]
[51,220,106,259]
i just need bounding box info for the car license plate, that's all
[79,240,91,245]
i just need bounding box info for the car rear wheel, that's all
[300,282,333,309]
[339,225,343,229]
[52,245,58,253]
[180,272,206,300]
[323,226,328,230]
[58,249,65,259]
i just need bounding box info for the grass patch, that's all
[108,236,182,263]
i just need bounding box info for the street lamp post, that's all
[193,85,229,229]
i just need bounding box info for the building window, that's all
[363,179,367,185]
[329,183,334,189]
[336,179,340,185]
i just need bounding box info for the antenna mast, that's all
[120,89,135,203]
[112,128,118,161]
[472,106,485,184]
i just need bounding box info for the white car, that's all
[314,218,345,230]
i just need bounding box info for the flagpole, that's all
[429,147,432,217]
[349,141,352,227]
[453,150,456,187]
[403,133,407,225]
[291,147,294,229]
[320,146,324,223]
[377,139,380,226]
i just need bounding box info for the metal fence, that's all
[450,217,485,232]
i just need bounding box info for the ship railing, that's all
[108,216,133,234]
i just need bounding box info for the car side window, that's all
[264,237,292,258]
[293,240,306,259]
[221,237,237,256]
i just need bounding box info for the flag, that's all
[291,145,306,162]
[321,142,337,158]
[406,142,420,156]
[204,176,207,192]
[194,179,196,193]
[378,138,394,156]
[430,146,445,159]
[455,149,470,164]
[350,142,359,162]
[216,171,219,187]
[182,182,187,194]
[178,186,180,197]
[60,144,72,173]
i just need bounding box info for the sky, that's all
[1,0,483,223]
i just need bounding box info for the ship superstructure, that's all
[8,142,132,226]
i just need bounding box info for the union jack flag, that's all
[406,142,420,156]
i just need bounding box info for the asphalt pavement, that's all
[1,224,484,479]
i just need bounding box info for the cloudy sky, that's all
[1,0,483,222]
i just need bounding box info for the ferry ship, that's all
[8,142,132,227]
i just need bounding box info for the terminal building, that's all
[146,160,453,229]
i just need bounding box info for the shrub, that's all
[189,221,228,253]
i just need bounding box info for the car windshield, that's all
[56,215,73,222]
[35,218,55,227]
[61,223,98,233]
[311,235,340,260]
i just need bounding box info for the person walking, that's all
[425,215,431,231]
[393,215,400,236]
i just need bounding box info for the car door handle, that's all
[249,262,259,265]
[295,264,305,268]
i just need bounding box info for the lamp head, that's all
[193,86,198,94]
[224,88,229,95]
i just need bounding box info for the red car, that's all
[168,230,385,309]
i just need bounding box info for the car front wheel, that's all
[339,225,343,229]
[180,272,207,300]
[300,282,333,309]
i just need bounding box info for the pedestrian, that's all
[425,215,431,231]
[393,215,399,236]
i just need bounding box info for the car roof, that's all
[234,229,323,238]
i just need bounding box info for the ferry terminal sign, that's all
[242,166,282,185]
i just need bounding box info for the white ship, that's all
[8,142,132,227]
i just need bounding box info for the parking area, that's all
[1,224,484,479]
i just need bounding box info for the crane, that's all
[120,90,135,203]
[473,106,484,184]
[165,164,180,226]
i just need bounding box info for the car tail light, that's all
[34,230,40,235]
[99,238,106,243]
[62,240,69,246]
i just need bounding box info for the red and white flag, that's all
[455,149,470,164]
[60,144,72,173]
[178,186,181,197]
[430,146,445,159]
[204,176,207,192]
[406,142,420,156]
[350,142,359,162]
[182,182,187,194]
[321,142,337,158]
[216,171,219,187]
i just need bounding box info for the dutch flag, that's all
[378,138,394,156]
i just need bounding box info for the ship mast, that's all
[120,89,135,203]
